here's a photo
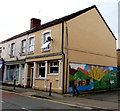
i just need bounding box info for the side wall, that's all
[66,8,117,67]
[63,8,117,92]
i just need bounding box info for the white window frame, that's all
[28,35,35,53]
[10,43,15,56]
[49,61,59,75]
[38,63,46,78]
[21,39,26,54]
[41,30,51,52]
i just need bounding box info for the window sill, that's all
[35,78,49,80]
[28,51,34,55]
[55,78,59,81]
[19,53,26,56]
[41,49,50,52]
[48,73,59,76]
[9,55,15,58]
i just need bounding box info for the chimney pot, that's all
[30,18,41,29]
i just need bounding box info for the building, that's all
[0,35,27,86]
[0,5,118,93]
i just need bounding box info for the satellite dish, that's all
[47,37,53,41]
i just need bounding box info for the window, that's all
[41,30,51,51]
[50,61,59,73]
[0,47,2,57]
[43,32,51,44]
[6,65,19,81]
[6,65,14,81]
[39,63,45,77]
[16,65,19,81]
[21,40,26,54]
[28,37,35,53]
[10,43,15,56]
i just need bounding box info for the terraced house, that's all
[0,5,118,93]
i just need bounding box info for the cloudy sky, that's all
[0,0,119,48]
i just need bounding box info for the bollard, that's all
[13,79,16,90]
[49,82,52,96]
[109,79,111,90]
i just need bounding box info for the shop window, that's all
[16,65,19,81]
[50,61,59,74]
[39,63,45,77]
[6,65,14,81]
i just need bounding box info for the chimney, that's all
[30,18,41,29]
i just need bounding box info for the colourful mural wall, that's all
[69,63,118,92]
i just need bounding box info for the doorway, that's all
[30,66,34,87]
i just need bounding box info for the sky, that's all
[0,0,119,48]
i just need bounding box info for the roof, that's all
[0,5,117,43]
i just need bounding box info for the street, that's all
[0,85,119,111]
[1,90,94,110]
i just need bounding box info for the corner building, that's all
[1,5,118,93]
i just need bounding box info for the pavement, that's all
[1,84,120,111]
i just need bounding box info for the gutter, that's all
[65,22,69,93]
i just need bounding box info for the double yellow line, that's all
[1,89,93,110]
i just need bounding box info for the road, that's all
[1,90,94,110]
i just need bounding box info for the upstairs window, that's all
[10,43,15,56]
[39,63,45,77]
[21,40,26,54]
[41,30,51,51]
[50,61,59,74]
[28,37,35,53]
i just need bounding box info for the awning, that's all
[41,42,50,49]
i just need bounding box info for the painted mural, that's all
[69,63,118,92]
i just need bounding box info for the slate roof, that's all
[0,5,116,43]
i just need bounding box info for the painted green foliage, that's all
[94,70,118,89]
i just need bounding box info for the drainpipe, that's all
[65,22,69,93]
[62,21,69,94]
[62,22,65,94]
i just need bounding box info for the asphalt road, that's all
[1,90,94,111]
